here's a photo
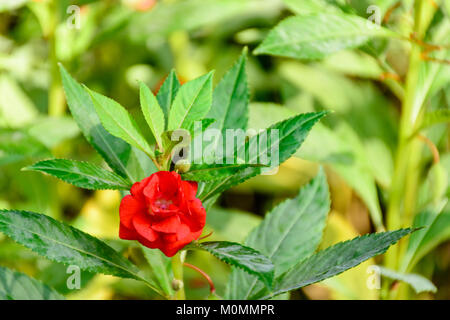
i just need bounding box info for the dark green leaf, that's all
[156,69,181,125]
[192,241,274,290]
[227,168,330,299]
[0,210,164,297]
[24,159,132,190]
[254,13,397,60]
[182,163,267,182]
[198,111,327,201]
[208,48,249,131]
[0,266,64,300]
[254,228,414,299]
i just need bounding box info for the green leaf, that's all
[168,72,213,131]
[24,159,132,190]
[198,111,327,201]
[140,82,165,149]
[254,13,397,60]
[182,163,267,182]
[0,210,164,297]
[0,266,64,300]
[283,0,342,15]
[59,65,151,182]
[156,69,181,124]
[208,48,249,131]
[27,116,80,149]
[86,87,154,158]
[401,203,450,272]
[227,167,330,299]
[192,241,274,290]
[419,109,450,131]
[255,228,414,299]
[376,266,437,294]
[142,247,174,296]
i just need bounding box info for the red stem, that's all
[183,262,215,294]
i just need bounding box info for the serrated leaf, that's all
[86,87,154,158]
[198,111,327,201]
[140,82,165,149]
[208,48,249,131]
[142,247,173,296]
[0,266,64,300]
[192,241,274,290]
[0,210,164,297]
[376,266,437,294]
[182,163,267,182]
[195,49,249,166]
[24,159,132,190]
[168,72,213,131]
[59,65,153,182]
[156,69,181,124]
[254,13,397,60]
[227,167,330,299]
[254,228,414,299]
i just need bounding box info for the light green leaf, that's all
[140,82,165,149]
[27,117,80,149]
[168,72,213,131]
[377,266,437,294]
[198,111,327,201]
[24,159,132,190]
[86,87,154,158]
[60,65,153,182]
[419,109,450,132]
[0,266,64,300]
[283,0,341,15]
[227,168,330,299]
[192,241,274,290]
[0,74,37,128]
[255,228,414,299]
[401,203,450,272]
[142,247,173,296]
[0,210,164,297]
[156,69,180,124]
[254,13,397,60]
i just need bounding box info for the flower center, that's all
[154,198,173,210]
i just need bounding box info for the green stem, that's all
[48,0,65,117]
[171,251,186,300]
[383,0,426,299]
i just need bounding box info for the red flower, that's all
[119,171,206,257]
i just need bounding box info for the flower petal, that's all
[133,212,158,242]
[151,215,181,233]
[119,195,143,229]
[119,223,138,240]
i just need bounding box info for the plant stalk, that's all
[171,251,186,300]
[383,0,426,299]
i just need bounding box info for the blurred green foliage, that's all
[0,0,449,300]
